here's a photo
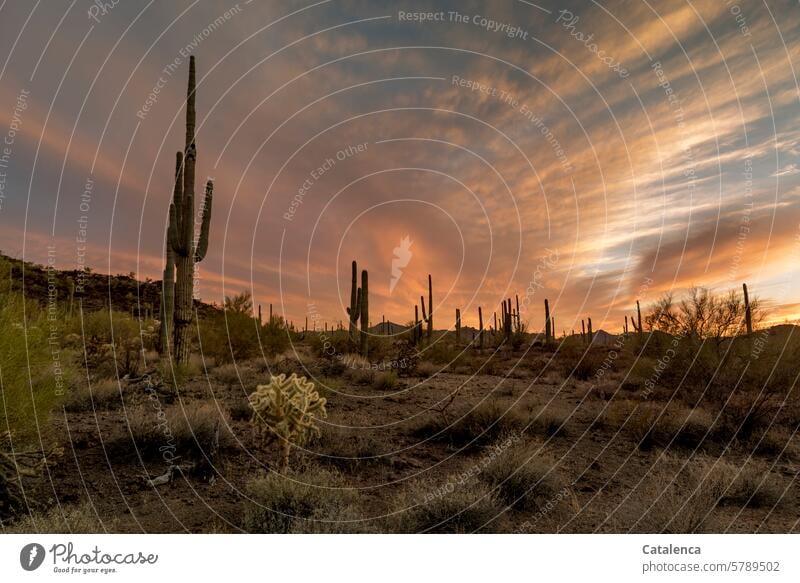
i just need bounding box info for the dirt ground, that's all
[10,339,796,534]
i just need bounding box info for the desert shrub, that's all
[345,366,375,385]
[312,424,386,469]
[258,317,291,357]
[243,466,357,533]
[212,363,240,386]
[307,329,349,358]
[412,401,528,448]
[113,402,231,459]
[509,328,527,351]
[158,358,199,391]
[387,479,501,533]
[414,360,439,378]
[199,311,260,365]
[621,455,720,533]
[372,371,398,390]
[0,278,73,440]
[249,374,327,469]
[528,406,571,438]
[229,399,252,421]
[80,310,144,377]
[558,346,605,381]
[700,459,788,509]
[3,502,115,534]
[63,378,121,412]
[602,401,715,450]
[480,440,576,517]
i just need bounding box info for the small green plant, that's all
[249,374,327,469]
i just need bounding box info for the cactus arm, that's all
[195,180,213,262]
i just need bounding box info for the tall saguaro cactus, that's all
[636,300,643,341]
[587,317,593,345]
[478,306,484,349]
[158,156,180,355]
[544,299,552,344]
[169,56,213,364]
[427,274,433,341]
[455,308,461,343]
[743,283,753,335]
[347,261,360,340]
[359,269,369,356]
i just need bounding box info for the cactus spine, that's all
[743,283,752,335]
[166,56,213,364]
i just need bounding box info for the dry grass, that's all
[311,423,387,469]
[110,402,232,458]
[371,371,399,390]
[602,400,717,450]
[3,503,116,533]
[63,378,122,412]
[411,400,529,448]
[386,479,502,533]
[480,440,577,518]
[243,465,361,533]
[619,454,789,533]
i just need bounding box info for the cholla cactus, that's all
[248,374,327,470]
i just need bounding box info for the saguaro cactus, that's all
[360,269,369,356]
[587,317,593,345]
[478,306,484,349]
[347,261,360,340]
[743,283,753,335]
[455,308,461,343]
[158,162,177,355]
[165,56,213,363]
[636,300,643,341]
[427,274,433,341]
[544,299,551,344]
[581,319,586,343]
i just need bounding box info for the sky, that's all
[0,0,799,332]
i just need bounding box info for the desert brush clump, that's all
[243,465,358,533]
[249,374,327,469]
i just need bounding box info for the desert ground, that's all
[2,269,797,533]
